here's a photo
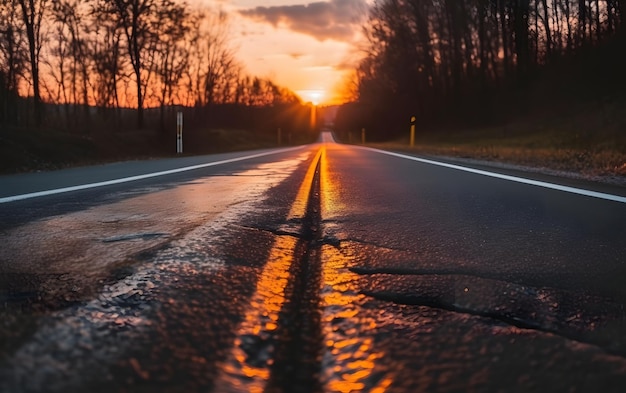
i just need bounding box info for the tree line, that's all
[0,0,307,136]
[336,0,626,141]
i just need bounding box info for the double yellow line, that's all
[215,146,325,392]
[287,146,325,220]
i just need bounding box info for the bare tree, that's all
[17,0,48,126]
[48,3,72,126]
[199,10,236,109]
[0,0,26,125]
[90,17,123,115]
[153,0,189,131]
[97,0,161,129]
[181,6,239,125]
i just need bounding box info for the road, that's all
[2,133,626,392]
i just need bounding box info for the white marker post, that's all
[176,111,183,154]
[410,116,416,148]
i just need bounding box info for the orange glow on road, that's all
[288,149,322,220]
[216,148,323,391]
[318,143,394,391]
[216,235,296,392]
[217,143,395,390]
[320,244,394,393]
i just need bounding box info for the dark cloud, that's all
[240,0,368,42]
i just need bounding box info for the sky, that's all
[193,0,370,105]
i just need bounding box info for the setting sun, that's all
[216,0,367,106]
[298,89,325,105]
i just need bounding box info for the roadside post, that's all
[361,128,366,144]
[410,116,416,148]
[277,128,282,146]
[176,111,183,154]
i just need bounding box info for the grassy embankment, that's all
[0,127,293,175]
[370,101,626,180]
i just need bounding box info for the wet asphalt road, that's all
[1,134,626,392]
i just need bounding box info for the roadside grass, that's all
[0,127,99,174]
[0,126,308,174]
[369,105,626,179]
[0,127,177,174]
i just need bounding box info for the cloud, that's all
[239,0,368,42]
[289,52,306,60]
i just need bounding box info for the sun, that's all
[298,89,325,105]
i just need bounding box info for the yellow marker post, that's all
[410,116,416,148]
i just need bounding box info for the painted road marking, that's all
[0,146,305,204]
[288,147,323,220]
[364,147,626,204]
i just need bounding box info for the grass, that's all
[0,126,312,175]
[370,103,626,180]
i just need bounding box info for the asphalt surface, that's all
[1,133,626,392]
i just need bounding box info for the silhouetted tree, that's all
[96,0,164,129]
[89,12,123,117]
[17,0,48,126]
[0,0,25,126]
[342,0,626,140]
[153,0,189,132]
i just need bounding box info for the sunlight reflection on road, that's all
[215,142,396,391]
[320,244,394,393]
[319,142,394,392]
[216,236,297,393]
[213,149,319,392]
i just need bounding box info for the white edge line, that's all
[0,146,305,204]
[361,146,626,204]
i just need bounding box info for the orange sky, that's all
[192,0,370,105]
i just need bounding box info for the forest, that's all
[0,0,315,163]
[2,0,625,169]
[336,0,626,142]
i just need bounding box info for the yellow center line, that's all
[214,146,324,392]
[287,147,324,220]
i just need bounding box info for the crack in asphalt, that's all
[350,266,500,281]
[334,238,413,253]
[101,233,170,243]
[233,223,342,249]
[360,283,626,359]
[231,224,303,240]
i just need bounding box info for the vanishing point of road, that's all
[2,132,626,392]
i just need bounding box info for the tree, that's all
[345,0,625,141]
[153,0,189,131]
[512,0,531,79]
[90,15,123,117]
[198,10,236,109]
[0,0,26,126]
[98,0,161,129]
[17,0,48,126]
